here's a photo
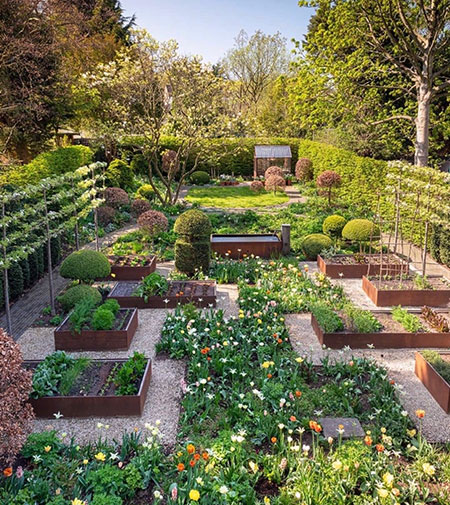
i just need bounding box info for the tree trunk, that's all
[414,80,431,167]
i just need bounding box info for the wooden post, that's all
[1,203,12,335]
[393,169,402,253]
[281,224,290,256]
[422,220,429,277]
[91,165,99,251]
[43,188,55,316]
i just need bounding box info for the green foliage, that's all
[311,303,344,332]
[69,297,98,333]
[175,239,211,275]
[421,350,450,384]
[174,209,212,238]
[59,357,91,396]
[21,431,64,460]
[60,250,111,283]
[135,184,155,200]
[115,352,147,395]
[343,305,382,333]
[190,170,211,185]
[130,153,148,176]
[8,262,24,300]
[392,306,423,333]
[105,159,134,189]
[86,464,125,496]
[92,494,123,505]
[31,351,76,399]
[19,257,31,289]
[134,273,169,301]
[323,215,346,237]
[440,228,450,267]
[429,224,442,263]
[100,298,120,315]
[58,285,102,312]
[342,219,379,242]
[301,233,333,260]
[92,308,116,331]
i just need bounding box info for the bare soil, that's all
[58,308,133,332]
[324,254,404,266]
[367,276,449,291]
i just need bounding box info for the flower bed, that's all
[317,253,408,279]
[26,355,151,418]
[415,351,450,413]
[104,255,157,280]
[362,275,450,307]
[54,308,138,351]
[211,233,282,259]
[108,280,217,308]
[311,311,450,349]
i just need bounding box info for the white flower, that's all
[219,485,229,494]
[302,444,310,453]
[53,412,63,419]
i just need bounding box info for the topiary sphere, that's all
[135,184,155,201]
[174,209,212,239]
[342,219,380,242]
[265,174,286,193]
[58,284,102,311]
[105,159,133,189]
[316,170,342,189]
[97,205,116,226]
[301,233,333,260]
[190,171,210,185]
[264,166,284,179]
[131,198,152,217]
[323,215,347,237]
[60,250,111,283]
[104,187,129,208]
[295,158,313,181]
[137,210,168,237]
[250,180,264,192]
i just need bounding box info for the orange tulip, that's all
[187,444,195,454]
[415,409,425,419]
[177,463,185,472]
[3,467,12,478]
[375,444,385,452]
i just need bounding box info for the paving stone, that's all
[319,417,365,439]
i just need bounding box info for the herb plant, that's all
[392,306,424,332]
[134,273,169,300]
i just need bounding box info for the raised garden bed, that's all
[317,254,408,279]
[104,255,157,281]
[108,280,217,308]
[415,351,450,413]
[54,308,138,351]
[362,275,450,307]
[219,181,239,186]
[311,312,450,349]
[26,358,152,418]
[211,233,282,259]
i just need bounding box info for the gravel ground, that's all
[286,313,450,443]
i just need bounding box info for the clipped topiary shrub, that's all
[342,219,380,252]
[97,206,116,226]
[316,170,342,204]
[137,210,169,237]
[104,187,129,208]
[250,180,264,192]
[131,199,152,217]
[0,328,34,466]
[130,153,148,176]
[295,158,313,181]
[105,159,133,189]
[174,209,212,239]
[301,233,333,260]
[323,215,347,238]
[135,184,155,201]
[264,166,284,179]
[175,239,210,275]
[57,284,102,312]
[60,250,111,283]
[265,174,286,193]
[190,171,210,185]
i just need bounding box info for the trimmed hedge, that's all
[175,239,210,275]
[58,285,102,312]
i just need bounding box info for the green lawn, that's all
[185,185,289,208]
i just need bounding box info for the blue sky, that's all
[121,0,314,63]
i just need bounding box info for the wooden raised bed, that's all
[103,255,157,281]
[362,275,450,307]
[108,280,217,308]
[311,313,450,349]
[415,352,450,413]
[219,181,239,186]
[26,358,152,418]
[54,308,138,351]
[317,254,408,279]
[211,233,282,259]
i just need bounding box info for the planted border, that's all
[106,255,157,281]
[317,254,408,279]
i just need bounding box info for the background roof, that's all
[254,145,292,158]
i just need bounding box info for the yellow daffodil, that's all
[377,488,389,498]
[382,472,394,487]
[189,489,200,501]
[332,460,342,471]
[44,446,51,453]
[295,357,304,363]
[94,452,106,462]
[422,462,435,476]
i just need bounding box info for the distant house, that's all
[439,160,450,173]
[253,145,292,178]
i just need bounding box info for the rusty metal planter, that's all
[218,181,239,186]
[27,358,152,418]
[102,256,157,281]
[317,254,409,279]
[211,233,282,259]
[362,275,450,307]
[108,280,217,308]
[311,313,450,349]
[415,352,450,413]
[54,308,138,351]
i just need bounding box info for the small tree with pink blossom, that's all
[265,174,286,194]
[0,328,34,467]
[137,210,169,246]
[264,166,284,179]
[295,158,313,181]
[316,170,342,205]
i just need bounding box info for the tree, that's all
[299,1,450,166]
[222,30,289,111]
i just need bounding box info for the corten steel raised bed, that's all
[102,255,157,281]
[415,351,450,414]
[211,233,282,259]
[26,358,152,418]
[54,308,138,351]
[311,313,450,349]
[108,280,217,309]
[219,181,239,186]
[362,275,450,307]
[317,254,409,279]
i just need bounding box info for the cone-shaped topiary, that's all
[323,215,347,238]
[174,209,212,239]
[58,284,102,311]
[295,158,313,181]
[301,233,333,260]
[60,250,111,283]
[342,219,380,243]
